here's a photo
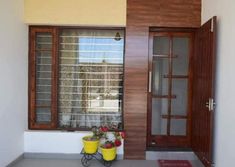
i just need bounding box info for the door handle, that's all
[206,102,210,110]
[206,98,216,111]
[149,71,152,92]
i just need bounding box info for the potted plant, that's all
[82,127,104,154]
[99,127,124,161]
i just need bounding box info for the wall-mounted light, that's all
[114,32,121,41]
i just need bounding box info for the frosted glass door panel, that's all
[172,37,189,75]
[171,79,188,116]
[170,119,186,136]
[152,58,168,95]
[153,37,170,55]
[148,32,191,147]
[151,98,168,135]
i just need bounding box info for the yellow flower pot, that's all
[100,147,117,161]
[82,136,99,154]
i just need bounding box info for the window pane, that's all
[36,33,52,50]
[58,29,124,130]
[36,108,51,123]
[35,33,52,123]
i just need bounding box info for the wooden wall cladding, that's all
[124,0,201,159]
[127,0,201,27]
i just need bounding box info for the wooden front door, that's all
[147,30,193,148]
[192,17,217,167]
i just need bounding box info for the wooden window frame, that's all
[28,26,125,130]
[29,27,58,129]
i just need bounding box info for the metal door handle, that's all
[206,98,216,111]
[149,71,152,92]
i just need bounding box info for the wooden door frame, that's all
[147,29,195,148]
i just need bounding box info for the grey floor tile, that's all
[11,158,204,167]
[191,160,205,167]
[112,160,132,167]
[129,160,157,167]
[11,159,82,167]
[11,159,155,167]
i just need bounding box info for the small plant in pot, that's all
[82,126,104,154]
[99,129,124,161]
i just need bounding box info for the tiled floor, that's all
[11,158,204,167]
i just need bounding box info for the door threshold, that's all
[146,150,198,161]
[146,147,192,152]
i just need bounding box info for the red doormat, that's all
[158,160,192,167]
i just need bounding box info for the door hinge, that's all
[206,98,216,111]
[211,19,214,32]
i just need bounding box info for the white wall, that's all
[0,0,28,166]
[202,0,235,166]
[24,131,124,154]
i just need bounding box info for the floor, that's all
[11,158,204,167]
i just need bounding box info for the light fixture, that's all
[114,32,121,41]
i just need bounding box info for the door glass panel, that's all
[170,119,186,136]
[151,97,167,135]
[149,33,190,146]
[153,37,170,55]
[152,98,168,115]
[152,58,168,95]
[151,56,168,135]
[171,79,188,116]
[172,37,189,75]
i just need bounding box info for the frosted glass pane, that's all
[171,79,188,116]
[170,119,186,136]
[153,37,170,55]
[151,99,168,135]
[152,58,168,96]
[172,37,189,75]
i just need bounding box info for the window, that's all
[29,27,125,130]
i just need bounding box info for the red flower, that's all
[120,132,125,139]
[114,139,121,147]
[100,126,108,132]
